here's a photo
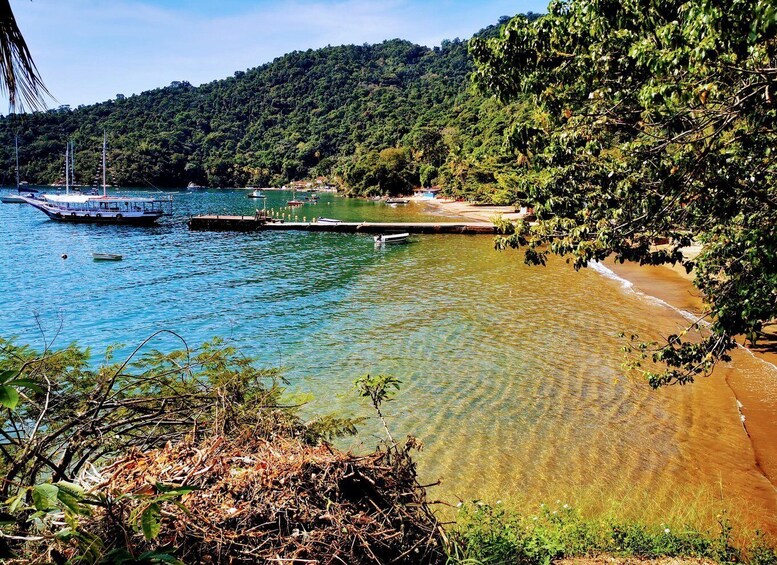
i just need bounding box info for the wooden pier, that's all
[188,215,497,235]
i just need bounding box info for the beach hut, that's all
[413,187,441,199]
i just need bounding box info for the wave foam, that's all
[587,261,701,324]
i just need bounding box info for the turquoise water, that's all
[0,188,453,353]
[1,187,773,527]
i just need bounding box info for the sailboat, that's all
[287,186,304,207]
[23,132,172,225]
[1,137,37,203]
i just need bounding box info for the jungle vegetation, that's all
[472,0,776,386]
[0,16,524,200]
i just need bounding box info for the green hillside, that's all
[0,16,542,201]
[0,39,467,194]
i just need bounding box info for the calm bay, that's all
[1,188,775,532]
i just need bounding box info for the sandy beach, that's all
[414,196,523,223]
[421,195,777,521]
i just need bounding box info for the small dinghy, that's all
[374,232,410,245]
[93,253,123,261]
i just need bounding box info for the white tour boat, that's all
[23,133,172,225]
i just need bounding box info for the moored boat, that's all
[1,195,24,203]
[22,132,172,225]
[1,137,37,203]
[24,193,172,225]
[287,200,304,207]
[247,188,265,199]
[374,232,410,245]
[93,253,123,261]
[316,217,341,224]
[385,198,409,205]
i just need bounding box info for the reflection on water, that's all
[0,188,775,531]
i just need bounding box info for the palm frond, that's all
[0,0,50,112]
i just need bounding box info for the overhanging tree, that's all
[470,0,776,386]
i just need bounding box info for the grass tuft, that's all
[446,501,777,565]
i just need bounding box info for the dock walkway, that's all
[188,215,497,235]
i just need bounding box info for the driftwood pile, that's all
[85,432,445,564]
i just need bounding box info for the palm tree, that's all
[0,0,49,112]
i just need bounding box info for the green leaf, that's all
[0,385,19,410]
[141,503,162,540]
[32,483,59,512]
[55,481,85,498]
[7,490,27,513]
[0,369,16,384]
[155,482,195,495]
[57,490,89,516]
[7,379,44,393]
[137,551,184,564]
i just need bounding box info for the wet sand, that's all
[421,196,777,528]
[607,260,777,510]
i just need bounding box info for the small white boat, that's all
[385,198,409,205]
[1,193,27,203]
[93,253,123,261]
[374,232,410,245]
[247,188,265,198]
[317,217,342,224]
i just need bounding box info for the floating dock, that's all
[188,215,497,235]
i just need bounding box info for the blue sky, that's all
[13,0,547,110]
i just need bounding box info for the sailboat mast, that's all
[65,142,69,195]
[14,136,19,191]
[70,141,75,186]
[102,131,107,197]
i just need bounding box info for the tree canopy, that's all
[0,39,472,193]
[471,0,776,386]
[0,18,545,199]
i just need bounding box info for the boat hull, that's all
[374,233,410,245]
[23,198,164,225]
[1,195,27,203]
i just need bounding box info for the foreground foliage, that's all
[472,0,777,385]
[26,433,442,564]
[1,337,776,563]
[449,502,777,565]
[0,337,444,563]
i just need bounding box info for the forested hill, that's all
[0,33,505,197]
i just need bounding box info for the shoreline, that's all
[414,196,522,223]
[421,196,777,521]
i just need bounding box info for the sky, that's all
[12,0,548,111]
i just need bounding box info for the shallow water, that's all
[1,188,775,530]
